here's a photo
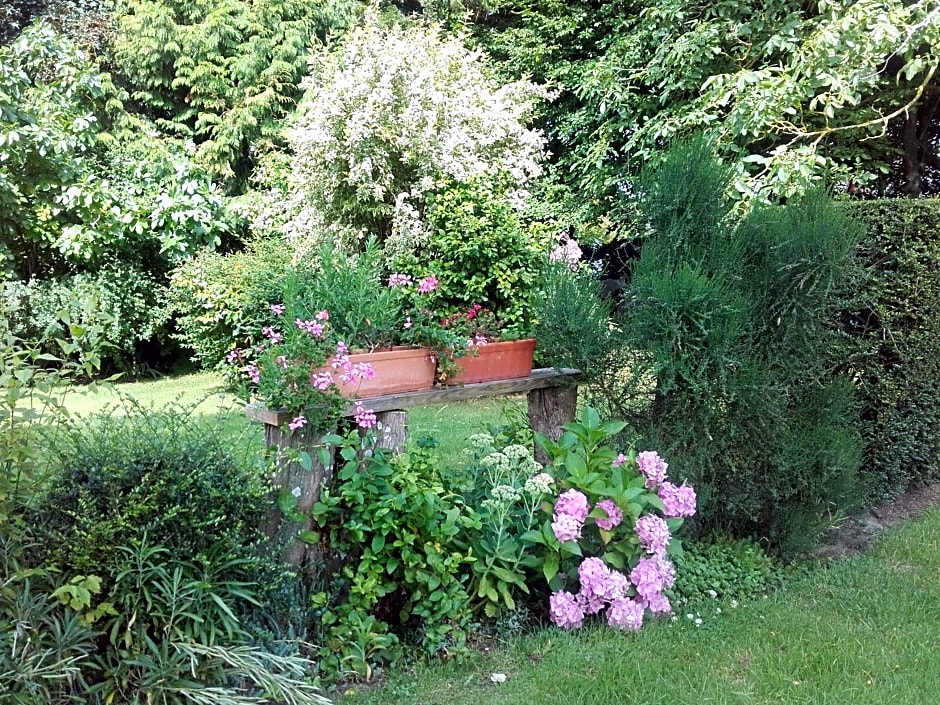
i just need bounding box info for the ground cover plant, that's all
[342,509,940,705]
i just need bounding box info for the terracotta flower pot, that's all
[319,346,436,398]
[445,338,537,385]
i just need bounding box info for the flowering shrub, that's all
[525,407,696,631]
[285,9,550,248]
[230,298,377,433]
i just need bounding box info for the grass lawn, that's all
[343,510,940,705]
[57,372,528,466]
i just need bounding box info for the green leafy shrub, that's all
[604,138,864,556]
[1,265,163,373]
[839,199,940,499]
[165,237,317,369]
[391,177,548,332]
[672,537,777,606]
[309,431,476,681]
[532,261,621,376]
[29,400,270,581]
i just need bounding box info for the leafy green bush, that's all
[839,199,940,499]
[602,138,864,556]
[309,431,476,681]
[1,265,163,373]
[391,177,549,332]
[672,537,777,606]
[165,237,317,369]
[29,400,271,581]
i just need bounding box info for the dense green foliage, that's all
[29,402,270,578]
[840,199,940,498]
[595,139,864,556]
[110,0,357,189]
[165,237,318,368]
[472,0,940,230]
[671,537,776,606]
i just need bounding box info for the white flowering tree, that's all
[281,9,551,254]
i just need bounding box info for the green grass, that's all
[344,510,940,705]
[57,373,527,467]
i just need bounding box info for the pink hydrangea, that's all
[549,591,584,630]
[636,450,668,490]
[607,597,644,631]
[659,481,697,518]
[578,557,609,595]
[551,514,583,543]
[555,489,590,523]
[641,592,672,616]
[635,514,671,556]
[630,556,676,600]
[595,499,623,530]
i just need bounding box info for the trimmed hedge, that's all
[840,199,940,499]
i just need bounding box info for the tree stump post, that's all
[528,383,578,465]
[374,410,408,454]
[260,422,334,575]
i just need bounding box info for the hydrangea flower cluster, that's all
[551,489,624,543]
[549,556,652,632]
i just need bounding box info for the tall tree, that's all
[109,0,358,191]
[473,0,940,222]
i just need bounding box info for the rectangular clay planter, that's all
[446,338,536,385]
[323,346,436,398]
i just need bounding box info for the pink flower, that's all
[354,402,377,430]
[388,273,413,288]
[404,316,412,329]
[311,371,333,391]
[245,364,260,384]
[635,514,671,556]
[607,597,644,631]
[612,453,628,468]
[554,489,590,523]
[659,481,697,518]
[418,275,438,293]
[640,592,672,617]
[261,326,282,344]
[316,309,329,321]
[295,319,324,337]
[549,591,584,630]
[594,499,623,530]
[288,416,307,431]
[551,514,583,543]
[636,450,669,489]
[270,303,285,316]
[578,557,610,597]
[225,348,242,364]
[276,355,290,369]
[549,235,583,271]
[630,556,676,600]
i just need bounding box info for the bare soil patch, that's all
[813,482,940,559]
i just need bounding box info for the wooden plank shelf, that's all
[246,367,580,427]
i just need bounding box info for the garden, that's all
[4,1,940,703]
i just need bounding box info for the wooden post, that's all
[374,410,408,454]
[260,422,333,574]
[528,383,578,466]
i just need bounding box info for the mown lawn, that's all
[342,510,940,705]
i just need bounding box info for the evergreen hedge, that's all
[840,199,940,499]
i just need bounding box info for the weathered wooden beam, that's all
[246,368,581,426]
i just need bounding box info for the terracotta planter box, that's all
[323,346,436,398]
[446,338,537,385]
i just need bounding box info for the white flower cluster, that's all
[285,9,552,250]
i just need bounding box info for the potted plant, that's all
[438,304,537,385]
